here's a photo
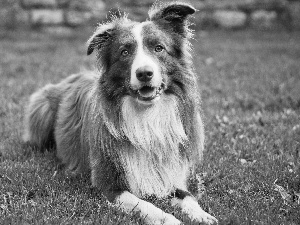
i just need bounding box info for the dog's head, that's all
[87,2,196,105]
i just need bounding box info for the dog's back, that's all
[23,73,96,150]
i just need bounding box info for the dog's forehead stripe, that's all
[129,21,162,91]
[131,21,150,47]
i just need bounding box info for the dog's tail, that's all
[23,84,61,150]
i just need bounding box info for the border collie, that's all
[23,2,218,224]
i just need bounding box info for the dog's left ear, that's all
[87,23,115,55]
[149,2,196,34]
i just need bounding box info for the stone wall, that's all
[0,0,106,30]
[0,0,300,31]
[196,0,298,30]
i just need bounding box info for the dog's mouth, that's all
[130,83,165,103]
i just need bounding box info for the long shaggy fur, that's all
[90,95,190,197]
[23,2,218,224]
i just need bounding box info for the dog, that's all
[23,2,218,224]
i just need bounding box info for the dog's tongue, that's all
[138,86,156,98]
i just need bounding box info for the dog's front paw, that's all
[144,212,181,225]
[187,208,218,225]
[172,196,218,225]
[161,213,182,225]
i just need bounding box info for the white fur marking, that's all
[130,22,161,90]
[116,191,181,225]
[119,96,188,197]
[171,196,218,224]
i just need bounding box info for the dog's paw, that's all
[146,212,181,225]
[172,196,218,225]
[161,213,182,225]
[188,208,218,225]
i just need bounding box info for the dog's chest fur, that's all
[118,96,189,197]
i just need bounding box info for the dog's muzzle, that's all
[136,65,154,83]
[130,82,165,103]
[130,66,165,104]
[137,83,164,100]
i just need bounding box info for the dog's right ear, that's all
[149,2,196,37]
[149,2,196,22]
[87,23,115,55]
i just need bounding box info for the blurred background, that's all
[1,0,300,32]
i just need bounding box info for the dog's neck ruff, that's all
[121,96,187,152]
[101,95,189,197]
[120,96,188,197]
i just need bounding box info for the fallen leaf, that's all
[274,183,292,204]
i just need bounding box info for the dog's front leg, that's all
[171,189,218,225]
[113,191,181,225]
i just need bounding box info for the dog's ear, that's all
[149,2,196,35]
[87,24,114,55]
[87,10,128,55]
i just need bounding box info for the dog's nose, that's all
[136,66,154,82]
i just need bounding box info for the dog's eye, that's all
[155,45,164,52]
[121,49,129,56]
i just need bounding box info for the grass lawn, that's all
[0,28,300,224]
